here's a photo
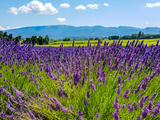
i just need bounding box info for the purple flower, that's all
[113,97,121,112]
[134,84,141,94]
[117,76,121,84]
[0,73,3,77]
[127,103,133,113]
[83,98,88,107]
[70,104,73,110]
[117,84,121,96]
[128,70,134,79]
[135,116,141,120]
[148,101,153,111]
[156,101,160,108]
[123,89,130,99]
[78,110,83,117]
[133,101,137,110]
[96,113,100,119]
[47,102,56,110]
[87,91,90,99]
[7,115,13,119]
[113,111,119,120]
[142,107,149,118]
[139,97,145,109]
[73,72,82,86]
[90,79,96,92]
[122,103,125,110]
[153,107,159,116]
[79,116,84,120]
[149,93,157,101]
[0,112,7,118]
[61,107,69,113]
[29,111,37,120]
[12,69,15,74]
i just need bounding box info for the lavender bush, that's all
[0,38,160,120]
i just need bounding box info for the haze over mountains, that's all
[4,25,160,40]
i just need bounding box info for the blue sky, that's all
[0,0,160,30]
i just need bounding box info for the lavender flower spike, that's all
[123,89,129,99]
[87,91,90,99]
[142,107,149,118]
[113,111,119,120]
[90,79,96,91]
[135,116,141,120]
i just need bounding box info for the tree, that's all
[3,32,8,38]
[15,35,22,44]
[94,37,100,40]
[63,38,70,41]
[8,34,13,40]
[44,35,49,44]
[31,36,37,44]
[138,31,142,38]
[108,35,119,40]
[37,36,43,45]
[131,34,138,39]
[0,31,4,39]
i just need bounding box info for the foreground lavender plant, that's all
[0,38,160,120]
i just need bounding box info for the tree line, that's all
[0,31,22,43]
[0,31,49,45]
[108,31,160,40]
[23,35,49,45]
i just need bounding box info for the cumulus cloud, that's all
[0,26,5,31]
[104,3,109,7]
[75,5,86,10]
[6,27,11,30]
[56,18,66,23]
[0,26,21,30]
[9,0,58,15]
[87,4,99,9]
[14,27,20,29]
[9,7,19,15]
[60,3,70,8]
[145,2,160,8]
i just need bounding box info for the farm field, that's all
[0,38,160,120]
[35,39,160,47]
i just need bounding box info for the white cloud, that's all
[14,27,20,29]
[6,27,11,30]
[145,22,150,24]
[9,7,19,15]
[104,3,109,7]
[60,3,70,8]
[75,5,86,10]
[0,26,5,31]
[9,0,58,15]
[56,18,66,23]
[0,26,21,31]
[87,4,99,9]
[145,2,160,8]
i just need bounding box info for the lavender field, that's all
[0,38,160,120]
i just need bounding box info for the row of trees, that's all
[0,31,49,45]
[0,31,22,43]
[23,35,49,45]
[108,31,160,40]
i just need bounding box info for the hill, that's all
[4,25,160,39]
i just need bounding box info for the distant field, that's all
[35,38,160,47]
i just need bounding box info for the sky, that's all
[0,0,160,30]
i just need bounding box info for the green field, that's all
[35,39,160,47]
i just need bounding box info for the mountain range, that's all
[4,25,160,40]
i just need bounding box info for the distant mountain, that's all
[4,25,160,40]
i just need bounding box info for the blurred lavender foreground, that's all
[0,38,160,120]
